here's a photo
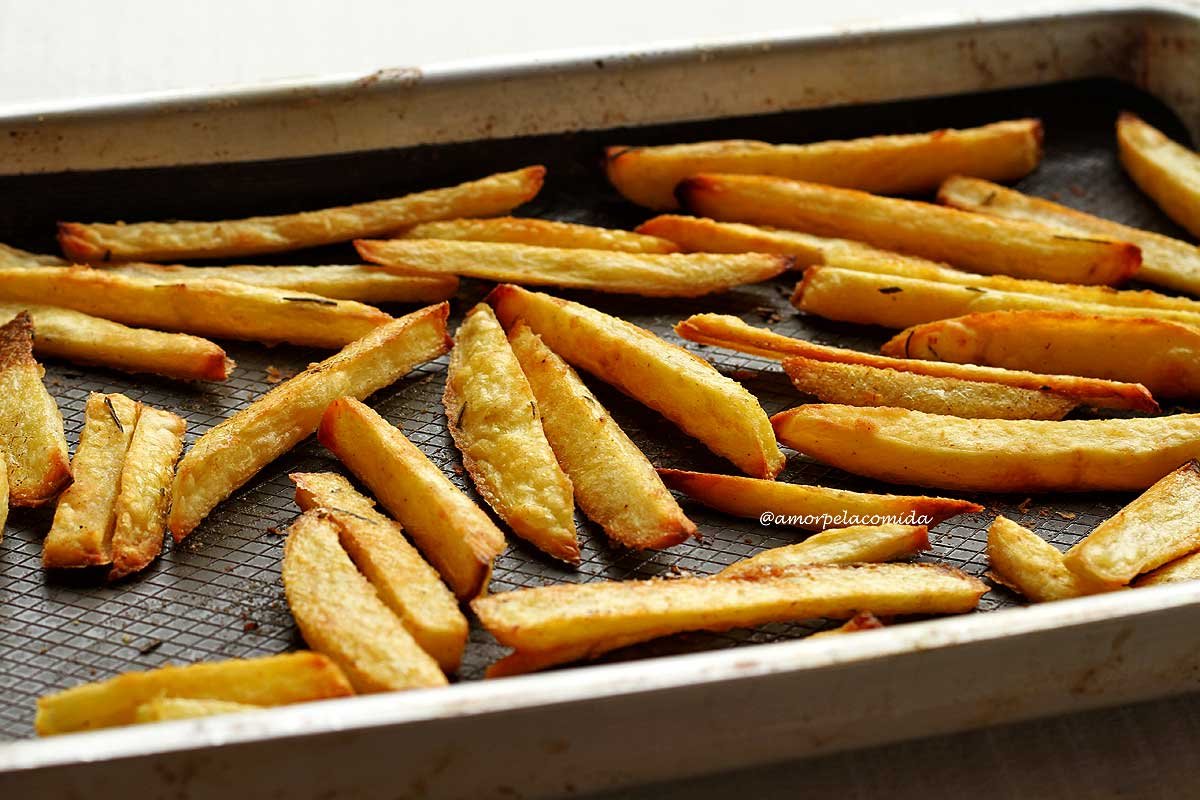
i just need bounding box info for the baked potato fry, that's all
[808,611,885,639]
[607,119,1043,209]
[169,303,451,540]
[1133,551,1200,587]
[133,698,261,723]
[987,516,1107,602]
[1117,112,1200,239]
[679,174,1139,285]
[487,285,785,478]
[399,217,680,253]
[34,652,353,736]
[58,166,546,262]
[0,241,68,266]
[719,525,932,578]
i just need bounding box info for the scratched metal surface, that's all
[0,78,1191,740]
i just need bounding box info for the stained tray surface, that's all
[0,79,1191,740]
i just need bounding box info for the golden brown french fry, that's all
[772,405,1200,492]
[35,652,354,736]
[1134,551,1200,587]
[318,397,507,600]
[487,285,785,478]
[987,516,1107,602]
[169,303,451,540]
[808,611,885,639]
[133,698,261,723]
[357,239,791,297]
[1117,112,1200,239]
[291,472,468,672]
[399,217,680,253]
[0,312,71,507]
[58,166,546,262]
[509,323,695,550]
[719,525,932,579]
[679,174,1140,285]
[1064,461,1200,587]
[283,510,448,692]
[0,242,68,266]
[43,393,140,569]
[606,119,1043,209]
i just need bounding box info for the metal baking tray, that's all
[3,3,1200,797]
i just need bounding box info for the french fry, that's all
[0,242,68,266]
[1133,551,1200,587]
[772,405,1200,492]
[169,303,451,540]
[1064,461,1200,587]
[34,652,353,736]
[445,304,578,563]
[509,323,696,550]
[399,217,680,253]
[719,525,932,578]
[1117,112,1200,239]
[884,311,1200,399]
[674,313,1158,413]
[42,393,140,569]
[606,119,1043,209]
[283,510,448,692]
[291,472,468,672]
[133,698,261,723]
[0,312,71,506]
[58,166,546,262]
[679,174,1140,285]
[808,611,885,639]
[318,397,507,600]
[356,239,791,297]
[987,516,1107,602]
[487,285,785,478]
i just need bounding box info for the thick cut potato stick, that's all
[719,525,931,579]
[34,652,353,736]
[43,393,140,569]
[772,405,1200,492]
[0,313,71,506]
[283,511,447,692]
[987,516,1107,602]
[169,303,451,540]
[58,166,546,262]
[679,174,1140,285]
[487,285,785,478]
[399,217,680,253]
[133,698,261,723]
[1117,112,1200,239]
[509,323,695,550]
[1064,461,1200,586]
[291,472,468,672]
[357,239,791,297]
[318,397,507,600]
[1134,551,1200,587]
[445,304,578,563]
[0,242,68,266]
[808,611,885,639]
[606,119,1043,209]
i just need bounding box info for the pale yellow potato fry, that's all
[399,217,680,253]
[357,239,791,297]
[169,303,451,540]
[58,166,546,262]
[485,633,657,678]
[487,285,785,478]
[291,472,468,672]
[509,323,695,550]
[1134,551,1200,587]
[35,652,353,736]
[0,242,68,266]
[108,406,186,581]
[772,405,1200,492]
[679,174,1140,285]
[0,313,71,507]
[318,397,507,600]
[719,525,932,579]
[808,611,885,639]
[987,516,1107,602]
[283,510,447,692]
[1064,461,1200,586]
[606,119,1043,209]
[133,698,262,723]
[1117,112,1200,239]
[43,393,140,569]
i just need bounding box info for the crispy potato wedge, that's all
[808,611,885,639]
[58,166,546,262]
[35,652,353,736]
[487,285,785,478]
[509,323,695,550]
[1064,461,1200,586]
[133,698,261,723]
[0,313,71,506]
[43,393,140,569]
[399,217,680,253]
[606,119,1043,209]
[0,242,68,266]
[169,303,451,540]
[283,510,447,692]
[719,525,931,579]
[357,239,791,297]
[1117,112,1200,239]
[1134,551,1200,587]
[987,516,1108,602]
[291,472,468,672]
[445,304,578,563]
[772,404,1200,492]
[884,310,1200,399]
[318,397,507,600]
[679,174,1139,285]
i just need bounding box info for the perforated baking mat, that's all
[0,78,1191,740]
